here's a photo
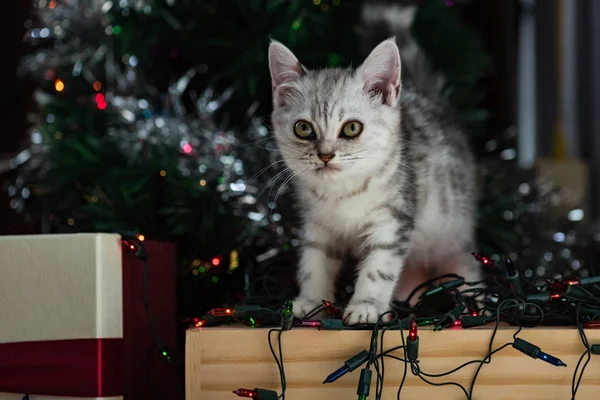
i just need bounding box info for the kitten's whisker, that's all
[249,160,287,180]
[344,146,396,156]
[344,148,381,156]
[258,167,293,199]
[343,157,419,174]
[399,137,430,148]
[254,144,281,152]
[344,140,428,157]
[267,165,302,201]
[239,136,275,147]
[271,166,308,216]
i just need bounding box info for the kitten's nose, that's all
[318,153,335,164]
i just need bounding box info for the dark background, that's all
[1,1,36,235]
[0,0,517,234]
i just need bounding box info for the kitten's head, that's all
[268,38,402,186]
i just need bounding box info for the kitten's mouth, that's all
[316,165,340,174]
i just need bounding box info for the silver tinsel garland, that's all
[477,128,600,282]
[4,0,300,266]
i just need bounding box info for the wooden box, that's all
[186,326,600,399]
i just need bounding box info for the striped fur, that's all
[268,4,479,324]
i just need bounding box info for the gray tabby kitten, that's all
[267,4,480,325]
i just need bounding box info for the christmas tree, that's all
[6,0,597,317]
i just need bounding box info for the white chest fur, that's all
[303,177,389,236]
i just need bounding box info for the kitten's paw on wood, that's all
[343,302,387,325]
[292,297,324,319]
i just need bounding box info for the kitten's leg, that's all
[344,213,413,325]
[394,261,431,305]
[293,223,342,318]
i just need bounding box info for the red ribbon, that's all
[0,338,123,397]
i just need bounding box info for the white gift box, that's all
[0,233,123,400]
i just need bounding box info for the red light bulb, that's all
[195,319,206,327]
[546,279,568,293]
[212,257,221,266]
[233,388,258,398]
[550,293,561,300]
[408,318,418,341]
[471,311,478,316]
[453,319,462,327]
[321,299,341,316]
[210,308,236,317]
[471,252,496,267]
[583,320,600,328]
[294,320,322,328]
[122,240,137,253]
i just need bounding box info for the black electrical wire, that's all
[415,342,510,378]
[268,303,291,400]
[405,273,463,305]
[394,298,523,400]
[224,263,600,400]
[376,326,389,399]
[571,303,593,400]
[369,311,398,399]
[267,328,286,399]
[411,363,471,400]
[122,236,185,400]
[303,304,326,320]
[468,298,524,399]
[396,322,408,400]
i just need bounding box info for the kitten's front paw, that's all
[292,297,323,319]
[343,301,388,325]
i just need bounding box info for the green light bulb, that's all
[291,18,302,30]
[283,301,293,318]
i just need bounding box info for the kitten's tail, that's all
[360,1,444,102]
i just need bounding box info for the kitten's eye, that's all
[340,121,363,138]
[294,120,316,139]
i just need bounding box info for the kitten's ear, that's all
[268,40,306,107]
[357,38,401,107]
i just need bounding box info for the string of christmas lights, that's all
[120,234,185,400]
[191,251,600,399]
